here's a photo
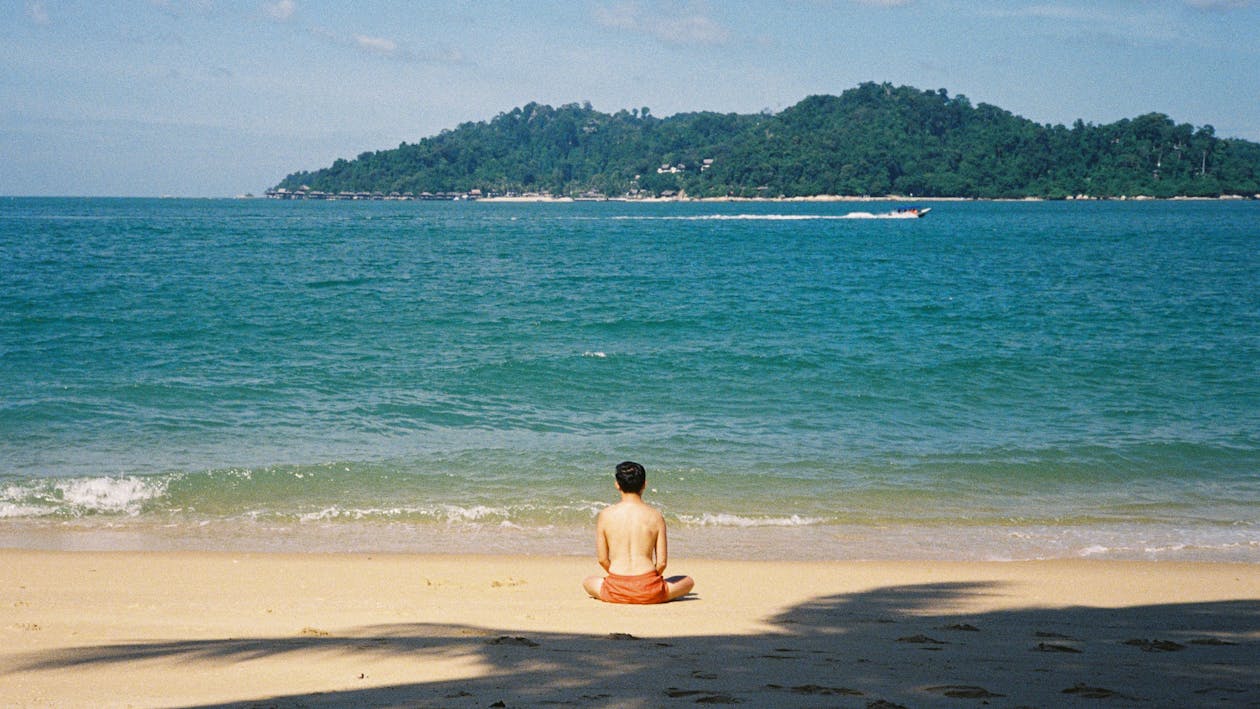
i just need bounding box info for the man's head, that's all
[614,461,646,494]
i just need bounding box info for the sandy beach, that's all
[2,550,1256,707]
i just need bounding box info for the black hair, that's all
[614,461,646,494]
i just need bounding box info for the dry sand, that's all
[1,550,1257,707]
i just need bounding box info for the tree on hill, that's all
[274,83,1260,199]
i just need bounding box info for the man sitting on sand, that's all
[582,461,694,604]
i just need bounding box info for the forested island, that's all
[272,82,1260,201]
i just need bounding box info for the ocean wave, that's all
[296,503,516,524]
[1078,539,1260,559]
[0,501,58,518]
[0,465,608,525]
[677,512,824,527]
[0,475,171,517]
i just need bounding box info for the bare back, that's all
[596,495,667,576]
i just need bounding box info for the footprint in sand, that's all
[765,683,863,697]
[1034,642,1082,653]
[1123,638,1185,652]
[490,577,526,588]
[896,634,947,645]
[1193,686,1247,697]
[925,685,1004,699]
[1062,683,1119,698]
[487,635,539,647]
[755,650,799,659]
[1035,630,1078,640]
[666,688,741,703]
[1189,637,1237,646]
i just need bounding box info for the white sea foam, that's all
[838,211,922,219]
[435,504,510,522]
[678,512,824,527]
[1064,535,1260,561]
[55,476,168,516]
[582,351,607,358]
[0,486,30,508]
[0,502,57,518]
[0,476,168,517]
[299,506,379,522]
[298,506,427,522]
[296,503,514,524]
[613,214,839,221]
[609,213,922,222]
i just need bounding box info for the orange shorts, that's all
[598,570,671,604]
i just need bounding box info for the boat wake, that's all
[608,207,931,222]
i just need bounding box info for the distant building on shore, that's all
[265,187,475,201]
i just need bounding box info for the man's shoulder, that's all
[631,501,665,525]
[600,499,662,521]
[596,501,630,519]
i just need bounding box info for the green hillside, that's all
[274,82,1260,199]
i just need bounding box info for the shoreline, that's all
[3,549,1257,707]
[5,518,1257,563]
[253,191,1257,203]
[472,193,1257,203]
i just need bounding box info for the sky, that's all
[3,0,1259,197]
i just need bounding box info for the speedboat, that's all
[888,207,930,218]
[841,206,932,219]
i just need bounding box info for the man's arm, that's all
[595,512,611,572]
[654,511,668,575]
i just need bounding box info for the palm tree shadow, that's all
[10,582,1259,707]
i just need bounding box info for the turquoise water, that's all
[2,197,1258,560]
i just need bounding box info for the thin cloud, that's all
[1005,4,1113,22]
[265,0,297,22]
[149,0,217,18]
[305,25,464,65]
[1186,0,1254,9]
[26,0,50,25]
[354,34,398,55]
[594,1,732,46]
[255,1,465,65]
[982,4,1183,45]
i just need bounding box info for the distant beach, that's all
[334,192,1256,203]
[475,193,975,203]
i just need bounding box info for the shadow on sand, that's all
[11,582,1259,707]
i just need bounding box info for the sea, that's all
[2,197,1257,561]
